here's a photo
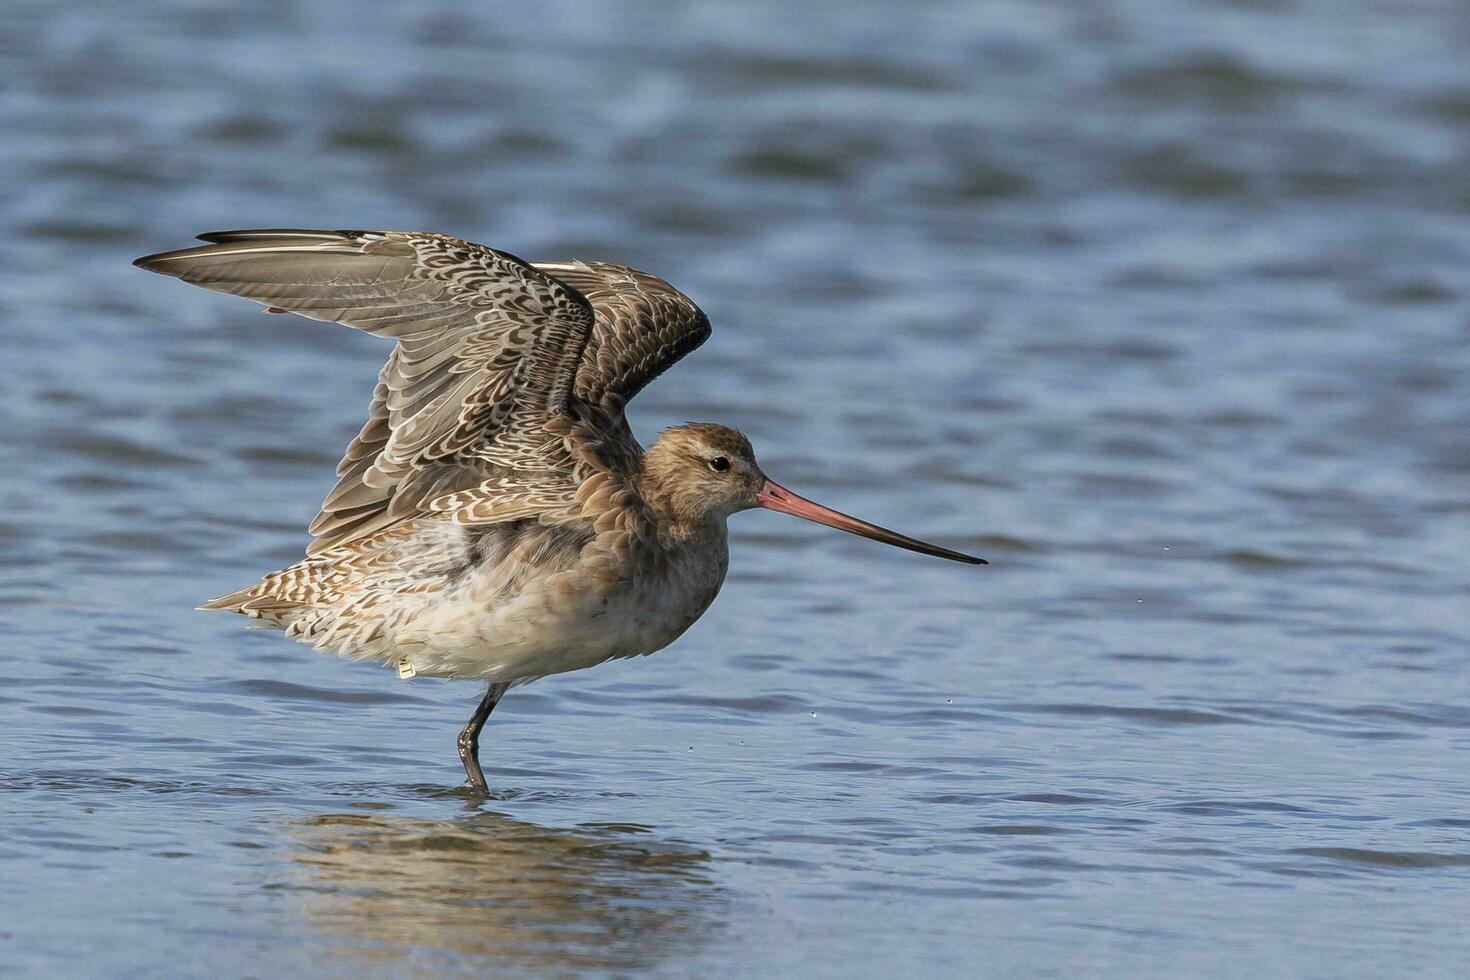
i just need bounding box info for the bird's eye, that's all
[709,456,730,472]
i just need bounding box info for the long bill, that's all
[757,480,986,565]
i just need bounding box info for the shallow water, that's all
[4,0,1470,975]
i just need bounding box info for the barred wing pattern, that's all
[136,231,712,556]
[135,230,596,554]
[534,261,712,411]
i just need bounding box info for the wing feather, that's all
[138,233,712,558]
[533,260,710,410]
[136,230,595,554]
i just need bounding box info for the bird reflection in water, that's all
[280,810,725,972]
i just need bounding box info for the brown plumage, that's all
[135,228,983,792]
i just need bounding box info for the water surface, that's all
[3,0,1470,975]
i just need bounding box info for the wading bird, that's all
[136,230,984,791]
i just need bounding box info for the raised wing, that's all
[533,261,710,411]
[135,229,596,554]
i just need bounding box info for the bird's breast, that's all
[627,533,730,649]
[403,522,729,682]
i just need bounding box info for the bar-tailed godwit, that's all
[136,229,984,791]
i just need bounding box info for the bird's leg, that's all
[457,682,510,793]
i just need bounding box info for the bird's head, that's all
[643,423,985,564]
[645,423,765,521]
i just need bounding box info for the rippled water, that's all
[4,0,1470,975]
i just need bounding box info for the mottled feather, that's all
[135,230,709,558]
[533,260,711,410]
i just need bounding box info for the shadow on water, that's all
[277,809,726,973]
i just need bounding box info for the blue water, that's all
[3,0,1469,975]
